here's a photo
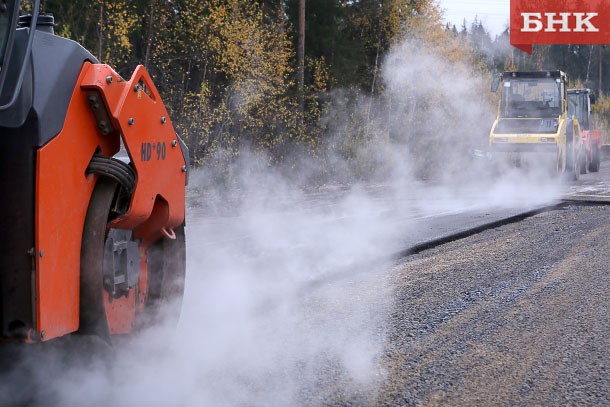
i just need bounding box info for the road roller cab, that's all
[489,71,584,180]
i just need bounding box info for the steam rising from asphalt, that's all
[0,38,562,406]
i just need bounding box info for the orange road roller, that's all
[0,0,189,343]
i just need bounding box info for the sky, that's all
[438,0,510,38]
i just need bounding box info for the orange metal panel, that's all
[104,291,136,334]
[80,64,187,245]
[35,62,186,341]
[103,246,147,334]
[35,62,119,341]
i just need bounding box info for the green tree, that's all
[45,0,137,72]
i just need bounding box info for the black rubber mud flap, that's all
[79,178,117,340]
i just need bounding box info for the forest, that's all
[26,0,610,183]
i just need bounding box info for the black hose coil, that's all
[86,154,136,193]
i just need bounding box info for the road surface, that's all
[1,159,609,406]
[375,202,610,406]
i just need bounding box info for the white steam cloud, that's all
[0,37,562,406]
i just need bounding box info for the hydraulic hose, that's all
[86,154,136,193]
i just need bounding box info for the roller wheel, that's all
[145,223,186,328]
[572,154,580,181]
[579,149,588,175]
[79,178,186,339]
[564,144,579,182]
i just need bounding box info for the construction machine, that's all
[0,0,189,343]
[568,88,602,173]
[490,71,584,180]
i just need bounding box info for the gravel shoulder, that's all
[377,204,610,406]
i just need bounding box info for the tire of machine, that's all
[579,147,588,175]
[563,142,579,182]
[79,178,187,338]
[564,123,579,181]
[79,178,116,339]
[572,149,580,181]
[589,145,600,172]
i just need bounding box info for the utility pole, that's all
[144,0,155,67]
[98,0,104,62]
[297,0,305,120]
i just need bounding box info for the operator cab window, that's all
[501,78,561,118]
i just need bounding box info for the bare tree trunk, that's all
[370,43,380,95]
[597,45,604,96]
[97,0,104,61]
[365,42,380,137]
[297,0,305,120]
[586,45,593,84]
[144,0,155,67]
